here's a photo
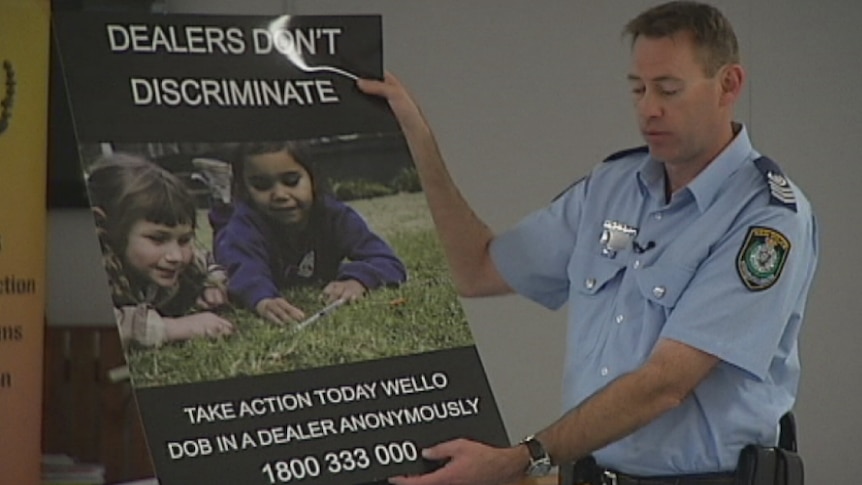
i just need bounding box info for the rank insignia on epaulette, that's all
[736,226,791,291]
[754,156,797,211]
[767,171,795,205]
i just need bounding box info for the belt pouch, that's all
[776,449,804,485]
[735,445,777,485]
[559,456,604,485]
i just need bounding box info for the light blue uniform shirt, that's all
[490,126,818,476]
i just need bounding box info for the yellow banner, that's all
[0,0,50,484]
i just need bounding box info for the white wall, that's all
[747,1,862,481]
[48,1,862,482]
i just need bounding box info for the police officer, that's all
[358,2,818,484]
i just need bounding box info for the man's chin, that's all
[646,145,676,164]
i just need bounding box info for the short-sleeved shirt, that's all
[490,126,818,476]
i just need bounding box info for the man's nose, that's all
[637,90,663,119]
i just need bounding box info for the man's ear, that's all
[719,64,745,106]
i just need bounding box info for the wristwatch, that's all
[519,434,552,477]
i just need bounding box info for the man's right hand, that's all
[388,438,528,485]
[255,297,306,324]
[356,72,513,299]
[356,73,431,136]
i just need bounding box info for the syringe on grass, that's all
[294,298,346,333]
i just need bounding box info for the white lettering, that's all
[106,25,130,52]
[380,372,448,397]
[167,438,213,460]
[251,27,342,56]
[130,78,153,105]
[128,77,341,107]
[181,402,236,424]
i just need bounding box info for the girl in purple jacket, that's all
[213,141,407,324]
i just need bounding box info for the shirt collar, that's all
[637,123,756,211]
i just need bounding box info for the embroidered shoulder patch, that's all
[736,226,791,291]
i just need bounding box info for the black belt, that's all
[602,469,735,485]
[564,457,736,485]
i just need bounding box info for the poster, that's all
[0,0,50,483]
[52,11,507,485]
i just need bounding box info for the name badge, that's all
[600,220,637,258]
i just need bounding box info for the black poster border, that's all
[52,10,508,485]
[136,346,507,485]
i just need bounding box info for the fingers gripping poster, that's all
[52,12,507,485]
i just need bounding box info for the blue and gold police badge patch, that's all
[736,226,791,291]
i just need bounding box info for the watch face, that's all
[522,435,552,477]
[527,458,552,477]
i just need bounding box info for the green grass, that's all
[128,193,473,388]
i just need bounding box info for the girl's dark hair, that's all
[87,152,197,253]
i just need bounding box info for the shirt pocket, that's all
[568,251,626,297]
[633,262,696,309]
[566,251,627,360]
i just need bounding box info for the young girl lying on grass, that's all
[213,141,407,324]
[87,153,234,347]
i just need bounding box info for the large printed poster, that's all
[52,11,507,485]
[0,0,50,483]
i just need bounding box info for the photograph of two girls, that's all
[79,134,475,387]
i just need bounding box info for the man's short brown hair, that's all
[624,1,739,76]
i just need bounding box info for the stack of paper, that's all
[41,454,105,485]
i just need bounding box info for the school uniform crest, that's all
[736,226,791,291]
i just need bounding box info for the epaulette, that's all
[551,175,586,202]
[753,156,797,212]
[603,145,649,163]
[552,146,647,201]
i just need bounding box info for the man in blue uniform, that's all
[359,1,818,484]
